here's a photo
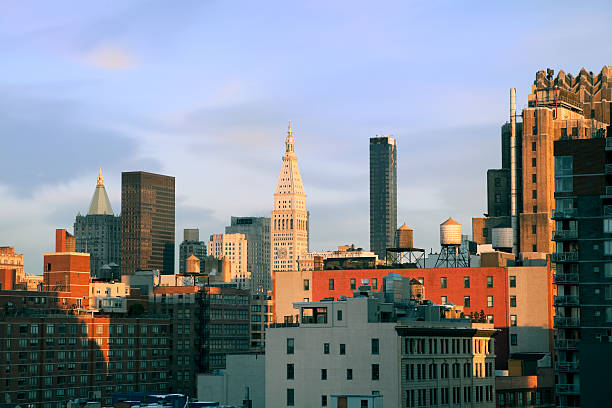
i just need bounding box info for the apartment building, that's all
[208,233,250,289]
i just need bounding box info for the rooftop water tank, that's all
[492,227,513,250]
[395,223,414,248]
[440,218,462,246]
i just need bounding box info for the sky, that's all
[2,0,612,274]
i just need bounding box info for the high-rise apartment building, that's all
[552,136,612,407]
[178,229,206,274]
[226,216,270,293]
[474,67,611,256]
[0,247,24,284]
[207,233,250,289]
[121,171,175,275]
[370,136,397,260]
[271,122,308,273]
[75,170,121,280]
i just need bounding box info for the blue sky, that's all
[2,0,612,273]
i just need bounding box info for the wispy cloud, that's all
[81,44,138,70]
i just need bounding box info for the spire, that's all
[285,120,295,155]
[88,169,114,215]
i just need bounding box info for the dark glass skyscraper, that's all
[74,170,121,280]
[121,171,175,275]
[369,136,397,259]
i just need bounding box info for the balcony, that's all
[556,384,580,395]
[554,295,580,307]
[554,316,580,328]
[555,361,580,372]
[554,339,579,350]
[553,273,579,284]
[553,230,578,240]
[552,208,577,219]
[551,252,579,262]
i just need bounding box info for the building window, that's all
[303,279,309,291]
[495,178,501,187]
[287,389,294,406]
[337,310,343,321]
[487,315,494,323]
[323,343,330,354]
[287,338,294,354]
[287,364,294,380]
[483,228,488,238]
[486,276,493,288]
[371,364,380,380]
[532,141,537,151]
[371,338,379,355]
[510,296,517,307]
[441,296,447,304]
[510,334,518,346]
[347,368,353,380]
[532,190,537,199]
[509,276,516,287]
[339,344,346,355]
[464,277,470,288]
[328,279,334,290]
[532,224,537,234]
[372,278,378,289]
[604,219,612,233]
[510,315,517,326]
[350,278,356,290]
[532,158,536,167]
[487,296,493,308]
[441,277,447,288]
[464,296,470,307]
[322,395,328,406]
[321,369,327,380]
[532,173,537,183]
[532,244,537,252]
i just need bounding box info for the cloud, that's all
[82,44,138,70]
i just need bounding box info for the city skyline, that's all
[3,1,612,273]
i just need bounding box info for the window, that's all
[532,141,536,151]
[321,369,327,380]
[286,338,294,354]
[532,158,536,167]
[510,296,517,307]
[371,338,379,355]
[483,228,488,238]
[322,395,328,406]
[360,401,368,408]
[464,296,470,307]
[287,389,294,406]
[372,278,378,289]
[486,276,493,288]
[510,315,517,326]
[323,343,329,354]
[441,296,447,304]
[604,219,612,233]
[532,173,537,183]
[303,279,309,291]
[509,276,516,287]
[347,368,353,380]
[487,315,494,323]
[487,296,493,307]
[339,344,346,355]
[464,277,470,288]
[328,279,334,290]
[555,156,573,192]
[350,278,356,290]
[495,177,501,187]
[371,364,380,380]
[510,334,518,346]
[287,364,294,380]
[532,190,537,199]
[532,224,537,234]
[441,277,447,288]
[606,241,612,256]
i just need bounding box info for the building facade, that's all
[179,229,206,275]
[271,122,308,273]
[552,136,612,407]
[75,170,121,280]
[207,233,250,289]
[121,171,175,275]
[0,247,24,285]
[370,136,397,260]
[226,216,271,293]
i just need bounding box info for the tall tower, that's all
[121,171,175,275]
[271,122,308,273]
[74,169,121,280]
[369,136,397,259]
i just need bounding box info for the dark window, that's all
[361,401,368,408]
[464,277,470,288]
[286,364,294,380]
[441,277,447,288]
[47,263,51,272]
[532,225,537,234]
[510,296,517,307]
[486,276,493,288]
[303,279,309,291]
[532,141,536,151]
[533,205,537,213]
[561,128,567,138]
[372,338,380,355]
[286,338,294,354]
[323,343,329,354]
[509,276,516,287]
[532,158,536,167]
[350,278,356,290]
[371,364,380,380]
[337,310,343,321]
[510,334,518,346]
[495,178,501,187]
[322,395,328,406]
[464,296,470,307]
[532,190,537,199]
[328,279,334,290]
[287,389,294,406]
[532,173,537,183]
[532,244,537,252]
[339,344,346,355]
[321,369,327,380]
[347,368,353,380]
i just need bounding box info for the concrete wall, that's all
[273,269,312,323]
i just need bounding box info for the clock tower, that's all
[271,122,308,273]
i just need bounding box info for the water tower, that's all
[434,218,468,267]
[386,223,425,267]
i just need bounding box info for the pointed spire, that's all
[97,168,104,186]
[285,120,295,155]
[88,169,114,215]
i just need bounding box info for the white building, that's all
[207,233,250,289]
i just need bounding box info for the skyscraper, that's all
[121,171,175,275]
[178,229,206,274]
[207,233,250,289]
[74,170,121,280]
[226,216,271,292]
[271,122,308,273]
[369,136,397,259]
